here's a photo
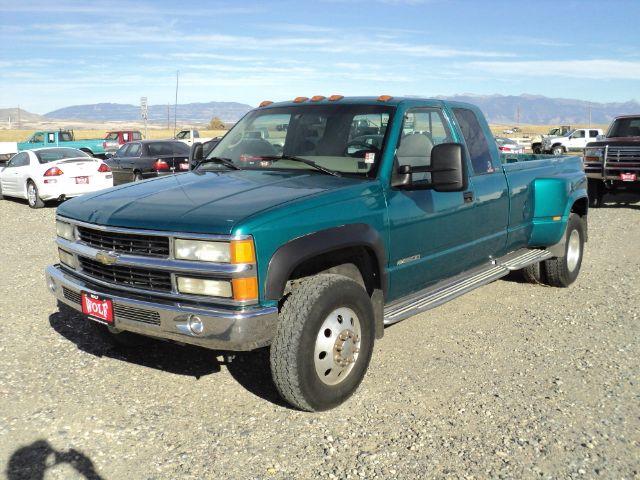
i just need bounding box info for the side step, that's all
[383,248,552,326]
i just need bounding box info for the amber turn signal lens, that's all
[293,96,309,103]
[328,94,344,101]
[232,277,259,301]
[310,95,326,102]
[230,239,256,264]
[259,100,273,107]
[377,95,393,102]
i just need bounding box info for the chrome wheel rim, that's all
[566,229,581,272]
[27,184,36,206]
[314,307,361,386]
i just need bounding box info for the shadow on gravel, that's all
[6,440,103,480]
[0,196,61,209]
[48,311,292,408]
[599,192,640,210]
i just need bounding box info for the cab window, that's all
[132,132,142,140]
[571,130,585,139]
[395,108,452,182]
[59,132,73,142]
[453,108,494,175]
[31,133,44,143]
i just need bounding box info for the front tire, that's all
[133,172,143,182]
[27,181,45,208]
[551,146,564,156]
[270,274,375,411]
[542,213,585,287]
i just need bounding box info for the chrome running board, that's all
[383,248,552,326]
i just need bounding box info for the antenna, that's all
[173,70,179,137]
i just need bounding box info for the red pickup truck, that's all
[102,130,142,155]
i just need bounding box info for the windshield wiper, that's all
[261,155,341,177]
[195,156,241,171]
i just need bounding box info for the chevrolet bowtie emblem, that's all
[95,251,118,265]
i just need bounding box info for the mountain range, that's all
[3,95,639,126]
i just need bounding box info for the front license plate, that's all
[81,292,114,325]
[76,176,89,184]
[620,173,637,182]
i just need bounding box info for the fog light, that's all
[188,315,204,335]
[47,276,57,293]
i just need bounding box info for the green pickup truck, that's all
[46,96,588,411]
[18,130,108,157]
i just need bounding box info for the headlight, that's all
[174,238,255,264]
[56,220,75,241]
[176,277,233,297]
[584,148,604,160]
[58,248,76,269]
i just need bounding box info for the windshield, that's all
[34,148,90,163]
[607,117,640,138]
[203,104,395,177]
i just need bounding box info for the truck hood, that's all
[586,137,640,148]
[57,170,362,234]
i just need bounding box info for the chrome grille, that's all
[114,304,161,325]
[77,226,170,257]
[79,257,172,292]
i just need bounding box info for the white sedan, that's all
[0,147,113,208]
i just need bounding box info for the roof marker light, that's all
[377,95,393,102]
[259,100,273,107]
[293,96,309,103]
[328,95,344,101]
[310,95,326,102]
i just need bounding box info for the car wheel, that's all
[542,213,585,288]
[27,181,45,208]
[270,274,375,411]
[532,146,542,154]
[0,182,4,200]
[133,172,143,182]
[551,146,564,156]
[587,179,604,208]
[88,320,151,348]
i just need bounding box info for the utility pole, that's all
[173,70,179,137]
[140,96,148,139]
[17,105,21,129]
[588,104,592,127]
[167,103,170,130]
[516,105,521,126]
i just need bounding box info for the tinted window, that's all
[453,108,494,174]
[589,130,599,138]
[35,148,89,163]
[127,143,142,157]
[114,144,129,157]
[9,152,30,167]
[148,142,173,156]
[173,142,190,155]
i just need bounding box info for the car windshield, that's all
[607,117,640,138]
[202,104,395,177]
[34,148,90,163]
[496,137,517,145]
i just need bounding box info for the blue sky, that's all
[1,0,639,114]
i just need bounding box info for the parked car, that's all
[48,96,588,411]
[583,114,640,207]
[106,140,190,185]
[541,128,603,155]
[17,130,109,158]
[531,125,572,154]
[175,129,213,146]
[0,147,113,208]
[495,136,525,154]
[102,130,143,154]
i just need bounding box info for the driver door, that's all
[1,152,30,195]
[567,130,586,150]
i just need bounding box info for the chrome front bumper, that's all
[46,265,278,351]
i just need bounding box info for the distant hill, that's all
[44,101,254,124]
[438,94,640,125]
[0,107,44,124]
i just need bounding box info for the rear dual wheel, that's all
[270,274,375,411]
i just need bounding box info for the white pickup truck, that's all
[541,128,603,155]
[174,129,213,146]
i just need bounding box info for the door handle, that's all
[463,191,474,203]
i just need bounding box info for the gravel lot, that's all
[1,193,638,479]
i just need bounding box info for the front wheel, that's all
[542,213,585,287]
[270,274,375,411]
[551,146,564,156]
[27,181,45,208]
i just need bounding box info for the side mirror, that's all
[430,143,467,192]
[189,142,203,169]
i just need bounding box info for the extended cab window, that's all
[571,130,585,138]
[106,132,119,140]
[206,105,394,177]
[31,133,44,143]
[589,130,599,138]
[395,108,452,182]
[453,108,494,175]
[132,132,142,140]
[59,132,73,142]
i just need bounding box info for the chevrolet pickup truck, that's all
[46,96,588,411]
[18,130,108,158]
[584,114,640,207]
